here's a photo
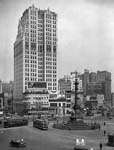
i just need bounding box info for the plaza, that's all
[0,116,114,150]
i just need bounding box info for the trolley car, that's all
[33,119,48,130]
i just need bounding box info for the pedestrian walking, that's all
[98,124,101,131]
[99,142,102,150]
[104,122,106,126]
[104,130,106,136]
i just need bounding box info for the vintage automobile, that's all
[74,145,89,150]
[9,139,26,147]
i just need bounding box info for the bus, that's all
[33,119,48,130]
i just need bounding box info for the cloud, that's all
[86,0,114,5]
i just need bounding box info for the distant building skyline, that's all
[81,69,111,103]
[58,69,111,104]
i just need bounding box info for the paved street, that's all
[0,120,114,150]
[0,123,73,150]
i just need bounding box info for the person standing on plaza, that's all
[104,122,106,126]
[99,142,102,150]
[98,124,101,131]
[104,130,106,136]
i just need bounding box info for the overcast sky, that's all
[0,0,114,90]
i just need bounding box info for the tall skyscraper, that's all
[82,69,89,95]
[89,72,96,82]
[82,69,111,106]
[14,5,57,107]
[96,71,111,103]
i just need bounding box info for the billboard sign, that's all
[28,82,47,89]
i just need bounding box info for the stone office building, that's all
[81,70,111,107]
[14,5,57,112]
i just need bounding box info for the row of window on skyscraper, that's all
[25,37,57,42]
[30,18,56,25]
[24,59,56,64]
[24,66,56,73]
[25,42,56,51]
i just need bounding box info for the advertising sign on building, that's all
[28,82,47,89]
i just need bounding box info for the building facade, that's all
[58,76,71,95]
[81,70,111,107]
[58,73,83,95]
[49,97,66,116]
[111,93,114,107]
[23,81,49,111]
[81,69,90,96]
[2,81,13,113]
[14,5,57,109]
[96,71,111,103]
[58,72,84,112]
[0,81,4,113]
